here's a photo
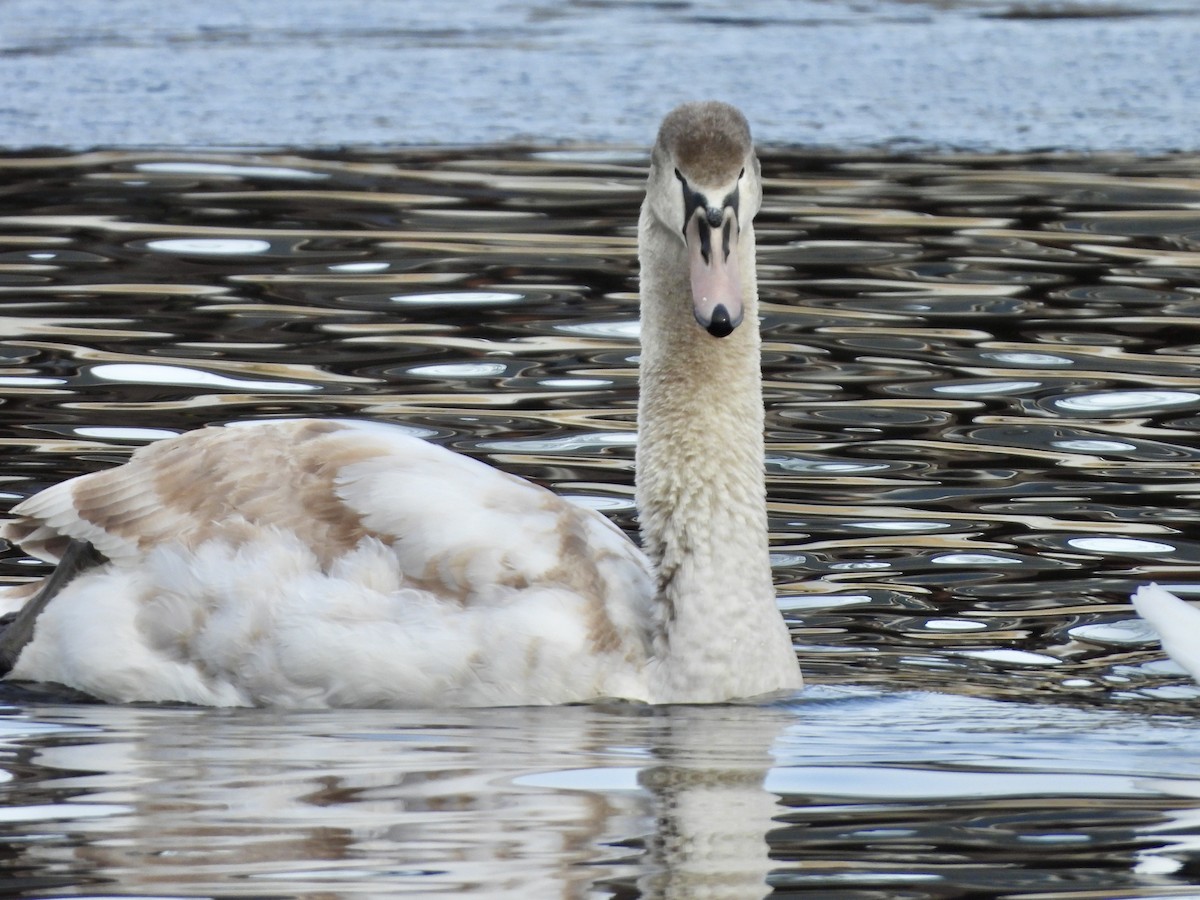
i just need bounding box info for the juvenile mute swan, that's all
[0,101,802,707]
[1132,584,1200,683]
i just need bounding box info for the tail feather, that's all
[1132,583,1200,683]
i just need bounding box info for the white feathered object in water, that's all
[0,101,803,707]
[1131,584,1200,683]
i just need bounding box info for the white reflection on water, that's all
[1068,537,1177,554]
[407,362,509,378]
[1053,438,1139,452]
[146,238,274,255]
[981,351,1075,366]
[330,261,390,272]
[0,376,67,387]
[1054,390,1200,412]
[1070,619,1159,645]
[135,162,330,181]
[848,520,951,532]
[953,649,1062,667]
[91,363,320,393]
[555,320,642,339]
[392,291,525,306]
[72,426,179,441]
[479,432,637,452]
[924,618,986,631]
[931,552,1024,566]
[3,690,1200,897]
[933,380,1042,395]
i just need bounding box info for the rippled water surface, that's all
[2,148,1200,896]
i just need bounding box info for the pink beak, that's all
[686,210,743,338]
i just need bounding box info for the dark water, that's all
[2,148,1200,896]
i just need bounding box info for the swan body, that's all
[1,420,660,706]
[1132,584,1200,683]
[0,101,802,707]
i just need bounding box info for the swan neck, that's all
[635,209,797,699]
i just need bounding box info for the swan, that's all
[0,101,802,707]
[1132,584,1200,683]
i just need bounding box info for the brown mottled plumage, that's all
[10,420,385,568]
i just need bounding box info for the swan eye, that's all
[674,168,686,185]
[739,167,745,180]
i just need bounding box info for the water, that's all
[4,694,1200,898]
[3,0,1200,152]
[2,147,1200,895]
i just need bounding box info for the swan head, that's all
[646,101,762,339]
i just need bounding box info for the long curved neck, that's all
[635,207,799,701]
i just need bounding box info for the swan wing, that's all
[4,419,391,566]
[1132,583,1200,683]
[4,418,650,593]
[1,420,657,705]
[328,422,659,659]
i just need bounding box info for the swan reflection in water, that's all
[6,703,790,898]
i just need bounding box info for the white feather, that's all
[1132,583,1200,683]
[2,422,658,706]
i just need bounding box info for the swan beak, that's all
[685,211,743,338]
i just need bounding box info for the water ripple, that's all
[1,152,1200,714]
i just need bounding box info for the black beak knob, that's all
[706,304,735,338]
